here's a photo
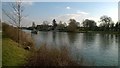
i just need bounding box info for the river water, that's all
[24,30,119,66]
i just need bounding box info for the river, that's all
[23,30,119,66]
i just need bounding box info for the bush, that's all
[2,23,35,50]
[26,45,79,66]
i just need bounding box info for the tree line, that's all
[28,15,120,32]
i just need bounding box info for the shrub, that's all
[26,44,79,66]
[2,23,35,50]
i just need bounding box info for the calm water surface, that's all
[24,30,119,66]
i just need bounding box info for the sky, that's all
[2,2,118,27]
[2,0,119,2]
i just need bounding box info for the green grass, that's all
[0,32,2,67]
[2,34,30,66]
[2,23,35,50]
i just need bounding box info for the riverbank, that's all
[2,34,81,66]
[2,34,30,66]
[2,23,83,66]
[26,45,80,66]
[0,32,2,67]
[25,28,120,35]
[77,31,120,35]
[2,23,34,67]
[2,23,35,50]
[2,23,34,66]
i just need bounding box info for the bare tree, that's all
[2,0,25,46]
[2,0,24,28]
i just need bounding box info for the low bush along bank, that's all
[2,23,35,50]
[26,45,81,66]
[2,23,34,66]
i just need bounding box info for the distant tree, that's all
[42,21,49,31]
[99,15,113,31]
[109,23,114,28]
[76,22,80,27]
[59,21,62,24]
[32,22,36,28]
[43,21,49,25]
[115,21,120,31]
[67,19,77,32]
[63,22,67,27]
[109,22,114,31]
[57,21,65,31]
[0,19,1,31]
[52,19,57,30]
[82,19,97,31]
[82,19,96,27]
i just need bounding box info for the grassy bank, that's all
[2,34,81,66]
[2,23,34,66]
[2,23,35,50]
[2,34,30,66]
[0,32,2,67]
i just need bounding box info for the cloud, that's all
[77,11,89,15]
[77,10,89,15]
[66,6,71,9]
[85,16,100,25]
[50,12,89,25]
[22,1,33,6]
[85,17,99,22]
[20,13,100,27]
[49,11,104,26]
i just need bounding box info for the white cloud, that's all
[21,17,43,27]
[86,17,99,22]
[66,7,71,9]
[77,11,89,15]
[22,1,33,6]
[85,16,100,26]
[20,12,102,27]
[78,12,89,15]
[50,12,89,25]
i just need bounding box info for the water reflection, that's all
[67,33,78,45]
[52,32,56,45]
[24,30,118,66]
[99,34,112,50]
[82,33,96,47]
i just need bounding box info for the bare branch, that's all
[3,1,25,28]
[8,20,18,27]
[2,9,17,24]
